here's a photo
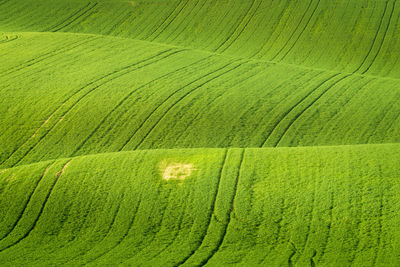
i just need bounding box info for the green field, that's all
[0,0,399,265]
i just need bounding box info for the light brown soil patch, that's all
[160,161,195,182]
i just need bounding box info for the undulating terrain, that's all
[0,0,399,265]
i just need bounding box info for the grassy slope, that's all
[0,32,399,168]
[0,144,399,266]
[1,0,400,265]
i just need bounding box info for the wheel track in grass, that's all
[172,68,262,146]
[149,0,190,41]
[0,161,55,241]
[172,148,229,266]
[371,193,384,266]
[105,9,132,36]
[196,149,245,266]
[0,37,100,78]
[65,154,149,265]
[250,0,292,58]
[60,189,126,265]
[269,0,314,61]
[130,60,248,150]
[168,0,205,43]
[119,59,241,150]
[223,0,264,53]
[47,2,97,32]
[53,177,128,266]
[279,0,321,61]
[3,46,167,166]
[274,74,351,147]
[353,0,391,74]
[85,172,173,265]
[258,197,286,264]
[260,72,339,147]
[0,160,71,253]
[106,178,184,265]
[348,176,367,265]
[362,0,397,74]
[317,191,334,264]
[292,174,317,265]
[72,55,212,156]
[216,0,260,53]
[142,0,182,40]
[122,187,192,265]
[1,49,183,168]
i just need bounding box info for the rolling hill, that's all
[1,0,399,265]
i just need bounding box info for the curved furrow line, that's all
[168,0,205,43]
[258,197,286,264]
[274,74,351,147]
[83,200,141,264]
[62,190,126,265]
[1,48,182,168]
[316,191,334,264]
[57,3,98,32]
[260,72,340,147]
[220,0,263,53]
[0,160,71,253]
[0,37,99,79]
[132,60,248,150]
[122,188,192,265]
[348,180,366,265]
[85,177,173,265]
[215,0,257,53]
[119,59,239,150]
[279,0,321,61]
[49,2,97,32]
[172,149,229,267]
[45,2,92,32]
[54,178,127,266]
[0,161,55,241]
[142,0,182,40]
[149,0,190,41]
[353,0,390,74]
[371,194,384,266]
[105,9,132,36]
[72,56,212,156]
[269,0,314,61]
[195,149,245,266]
[362,0,397,74]
[251,1,292,58]
[173,69,262,145]
[288,242,298,267]
[294,176,317,265]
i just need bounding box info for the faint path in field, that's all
[197,149,245,266]
[273,74,351,147]
[172,148,229,266]
[260,72,341,147]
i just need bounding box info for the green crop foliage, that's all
[0,0,399,265]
